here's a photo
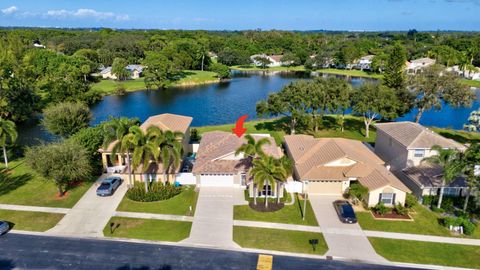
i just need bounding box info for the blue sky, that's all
[0,0,479,31]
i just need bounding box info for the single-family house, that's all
[33,41,46,49]
[356,55,374,70]
[99,113,193,185]
[100,65,144,80]
[406,57,436,74]
[250,54,293,67]
[284,135,410,207]
[192,131,284,198]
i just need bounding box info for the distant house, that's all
[308,54,333,68]
[33,41,46,49]
[284,135,410,207]
[250,54,293,67]
[355,55,374,70]
[447,65,480,81]
[406,57,436,74]
[99,64,144,80]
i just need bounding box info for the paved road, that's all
[0,233,415,270]
[309,195,386,262]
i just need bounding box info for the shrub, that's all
[347,182,368,203]
[422,195,435,206]
[372,202,389,215]
[405,194,418,209]
[114,85,127,95]
[462,220,476,235]
[443,216,477,235]
[394,203,408,216]
[126,182,182,202]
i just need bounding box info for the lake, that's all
[17,70,480,145]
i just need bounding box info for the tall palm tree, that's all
[275,156,293,203]
[459,143,480,211]
[102,117,139,185]
[235,134,271,158]
[122,125,161,192]
[422,145,463,209]
[158,130,184,184]
[251,156,287,208]
[0,118,17,169]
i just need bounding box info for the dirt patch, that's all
[54,191,70,200]
[372,211,412,220]
[249,202,284,212]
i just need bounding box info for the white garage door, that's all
[200,174,234,187]
[308,180,343,195]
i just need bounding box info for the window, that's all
[258,184,273,197]
[414,149,425,158]
[443,188,460,196]
[380,193,395,205]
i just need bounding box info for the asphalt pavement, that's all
[0,233,419,270]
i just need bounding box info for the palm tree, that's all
[459,143,480,211]
[122,125,161,192]
[422,145,463,209]
[251,156,287,208]
[235,134,271,158]
[275,156,293,203]
[0,118,17,169]
[158,130,184,184]
[102,117,139,185]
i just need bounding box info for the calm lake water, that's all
[17,71,480,145]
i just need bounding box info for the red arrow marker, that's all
[232,115,248,137]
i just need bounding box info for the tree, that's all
[102,117,140,185]
[158,130,184,184]
[217,48,250,66]
[326,77,352,132]
[25,141,92,197]
[250,156,288,208]
[235,134,271,159]
[352,83,399,138]
[281,52,300,66]
[0,118,17,168]
[111,57,130,81]
[422,145,463,209]
[254,56,272,69]
[383,43,413,116]
[142,51,178,89]
[209,63,230,79]
[42,102,92,138]
[408,65,475,123]
[309,78,329,132]
[459,143,480,211]
[122,125,161,192]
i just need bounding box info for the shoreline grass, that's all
[230,65,306,72]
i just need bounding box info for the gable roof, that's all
[375,122,466,150]
[284,135,409,192]
[401,163,467,188]
[410,57,436,65]
[192,131,283,174]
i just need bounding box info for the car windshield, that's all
[100,183,111,188]
[342,205,355,217]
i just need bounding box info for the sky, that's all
[0,0,479,31]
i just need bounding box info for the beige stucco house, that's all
[406,57,436,74]
[100,113,192,185]
[192,131,284,198]
[284,135,409,207]
[100,65,144,80]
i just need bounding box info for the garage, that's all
[200,174,234,187]
[307,180,343,195]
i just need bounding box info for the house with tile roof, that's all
[192,131,284,197]
[284,135,409,207]
[100,64,144,80]
[406,57,436,74]
[250,54,293,67]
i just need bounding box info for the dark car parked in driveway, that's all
[0,220,10,235]
[333,200,357,224]
[96,177,122,197]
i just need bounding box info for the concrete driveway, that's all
[309,195,386,263]
[184,187,238,248]
[48,174,127,237]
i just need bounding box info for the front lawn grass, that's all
[0,209,64,232]
[234,194,318,226]
[103,217,191,242]
[0,159,93,208]
[369,237,480,269]
[116,185,198,216]
[357,205,480,239]
[233,226,327,255]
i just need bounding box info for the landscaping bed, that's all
[248,201,284,212]
[371,211,412,220]
[103,217,192,242]
[0,209,64,232]
[233,226,327,255]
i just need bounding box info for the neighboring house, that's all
[406,57,436,74]
[192,131,284,198]
[33,42,46,49]
[355,55,374,70]
[99,113,193,184]
[308,55,333,68]
[375,121,468,199]
[250,54,293,67]
[284,135,409,207]
[100,65,144,80]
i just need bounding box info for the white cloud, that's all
[45,8,129,21]
[1,6,18,15]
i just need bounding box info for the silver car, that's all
[0,220,10,235]
[96,176,122,196]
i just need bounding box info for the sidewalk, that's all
[115,211,194,222]
[0,204,70,214]
[365,230,480,246]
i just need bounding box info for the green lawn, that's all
[92,70,219,95]
[369,237,480,269]
[234,194,318,226]
[103,217,192,242]
[233,226,327,255]
[461,79,480,88]
[357,205,480,239]
[316,68,383,79]
[116,185,198,216]
[0,209,64,232]
[230,65,306,72]
[431,127,480,144]
[0,159,93,208]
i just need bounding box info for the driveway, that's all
[309,195,386,262]
[47,174,127,237]
[184,187,238,248]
